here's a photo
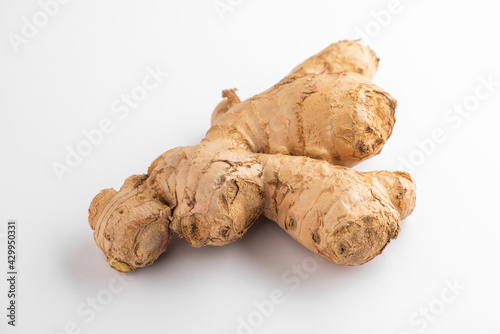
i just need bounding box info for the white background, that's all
[1,1,500,333]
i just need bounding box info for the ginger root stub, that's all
[88,40,416,272]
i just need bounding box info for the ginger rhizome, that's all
[88,41,416,272]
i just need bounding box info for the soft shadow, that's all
[66,216,389,293]
[236,217,370,287]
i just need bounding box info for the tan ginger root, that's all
[88,40,416,272]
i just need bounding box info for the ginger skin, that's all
[88,41,416,272]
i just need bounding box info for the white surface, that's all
[1,1,500,333]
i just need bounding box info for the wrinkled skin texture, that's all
[207,72,396,167]
[259,156,415,266]
[88,40,416,272]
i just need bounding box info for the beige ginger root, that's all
[88,40,416,272]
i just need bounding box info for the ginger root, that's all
[88,40,416,272]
